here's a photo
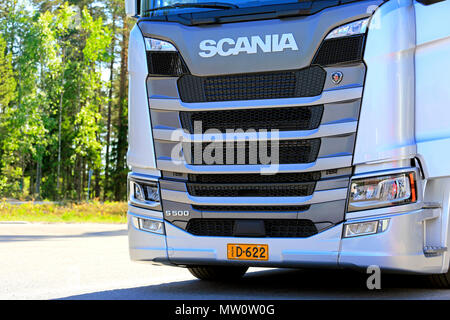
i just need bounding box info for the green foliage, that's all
[0,35,16,110]
[0,200,127,223]
[0,0,130,201]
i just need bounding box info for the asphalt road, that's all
[1,223,450,300]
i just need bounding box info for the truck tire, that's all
[429,271,450,288]
[188,266,248,281]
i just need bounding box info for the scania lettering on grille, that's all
[199,34,299,58]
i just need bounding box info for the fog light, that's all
[344,219,390,238]
[134,217,165,235]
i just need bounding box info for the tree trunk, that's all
[56,83,63,197]
[114,14,129,201]
[29,161,35,199]
[35,161,41,199]
[104,12,116,201]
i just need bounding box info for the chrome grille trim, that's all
[149,87,363,111]
[153,121,358,143]
[161,188,348,206]
[156,156,353,174]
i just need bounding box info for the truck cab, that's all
[125,0,450,287]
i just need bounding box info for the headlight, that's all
[144,37,177,52]
[348,172,417,212]
[128,176,161,210]
[325,18,370,40]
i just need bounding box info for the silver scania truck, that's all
[124,0,450,287]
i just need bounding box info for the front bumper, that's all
[128,206,446,274]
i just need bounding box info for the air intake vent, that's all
[187,139,321,165]
[187,172,321,184]
[177,66,326,102]
[313,35,365,66]
[186,219,318,238]
[187,182,316,197]
[147,51,188,76]
[192,205,311,212]
[180,105,324,134]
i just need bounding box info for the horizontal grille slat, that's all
[177,66,326,103]
[186,219,318,238]
[187,139,321,165]
[180,105,324,134]
[187,182,316,197]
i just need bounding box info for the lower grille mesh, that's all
[187,182,316,197]
[186,219,318,238]
[180,105,324,134]
[187,139,321,165]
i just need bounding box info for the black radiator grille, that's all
[187,172,321,184]
[187,139,321,165]
[192,205,310,212]
[186,219,318,238]
[187,219,235,237]
[147,51,188,76]
[265,220,318,238]
[187,182,316,197]
[180,105,324,134]
[313,35,365,66]
[177,66,326,103]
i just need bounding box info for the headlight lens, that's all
[348,172,417,212]
[325,18,370,40]
[128,177,161,209]
[144,37,177,52]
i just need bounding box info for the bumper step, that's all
[424,246,448,257]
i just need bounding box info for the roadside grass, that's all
[0,201,128,223]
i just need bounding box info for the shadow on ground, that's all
[59,268,443,300]
[0,229,127,242]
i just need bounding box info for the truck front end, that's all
[126,0,450,283]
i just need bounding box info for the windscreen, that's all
[141,0,307,16]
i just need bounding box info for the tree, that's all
[0,0,127,201]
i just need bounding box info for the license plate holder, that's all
[227,243,269,261]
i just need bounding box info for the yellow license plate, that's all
[227,244,269,261]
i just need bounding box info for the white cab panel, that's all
[415,0,450,178]
[354,0,416,166]
[127,25,159,173]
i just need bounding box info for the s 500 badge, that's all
[199,34,299,58]
[165,210,190,217]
